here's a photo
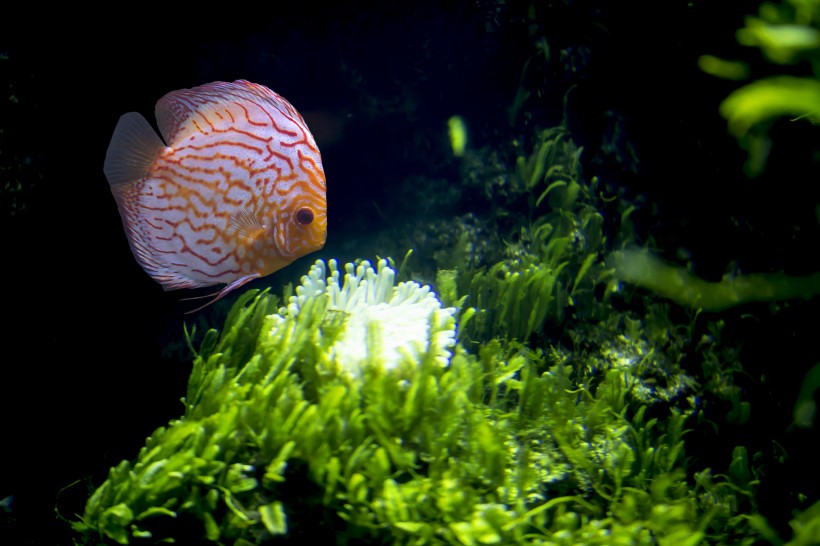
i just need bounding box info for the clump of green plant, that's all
[438,125,611,347]
[447,258,566,343]
[72,253,768,545]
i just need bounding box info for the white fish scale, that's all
[224,184,254,208]
[181,152,256,174]
[136,181,239,279]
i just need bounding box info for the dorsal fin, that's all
[154,80,288,145]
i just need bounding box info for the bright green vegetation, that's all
[71,264,758,545]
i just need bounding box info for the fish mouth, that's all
[305,222,328,251]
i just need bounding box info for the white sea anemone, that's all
[278,258,457,379]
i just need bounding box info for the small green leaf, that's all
[136,506,176,520]
[226,463,258,493]
[572,253,596,294]
[260,501,288,535]
[450,521,476,546]
[203,511,220,541]
[264,440,296,484]
[99,503,134,545]
[348,472,369,504]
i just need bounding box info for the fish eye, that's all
[295,207,314,226]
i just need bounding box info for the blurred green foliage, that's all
[700,0,820,176]
[616,0,820,312]
[609,248,820,311]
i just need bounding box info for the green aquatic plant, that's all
[73,258,460,543]
[442,125,609,347]
[743,498,820,545]
[608,247,820,311]
[72,255,769,545]
[453,259,566,343]
[515,126,583,198]
[793,362,820,428]
[700,0,820,176]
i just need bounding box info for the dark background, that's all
[2,1,818,544]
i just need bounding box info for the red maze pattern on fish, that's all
[144,89,326,287]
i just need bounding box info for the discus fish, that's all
[103,79,327,312]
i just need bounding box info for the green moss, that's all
[73,253,764,545]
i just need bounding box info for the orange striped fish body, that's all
[103,80,327,310]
